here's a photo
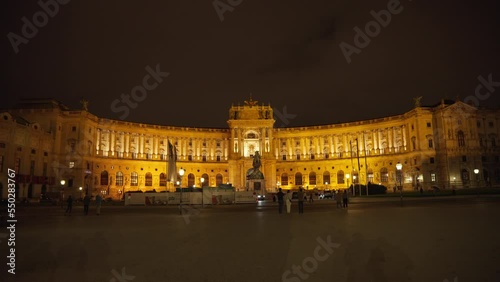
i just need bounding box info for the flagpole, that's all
[363,131,369,196]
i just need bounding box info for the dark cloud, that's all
[2,0,500,128]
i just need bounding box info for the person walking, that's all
[65,195,73,215]
[276,188,285,214]
[342,190,349,208]
[95,194,103,215]
[297,187,305,214]
[83,194,91,215]
[336,190,342,208]
[285,190,292,214]
[309,193,314,204]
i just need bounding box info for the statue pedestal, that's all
[247,179,265,192]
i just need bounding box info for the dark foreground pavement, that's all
[1,196,500,282]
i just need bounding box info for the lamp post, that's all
[474,169,479,188]
[396,162,403,205]
[60,180,66,208]
[179,168,185,215]
[346,174,350,195]
[79,187,83,200]
[201,177,205,208]
[353,175,357,196]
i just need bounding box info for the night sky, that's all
[3,0,500,128]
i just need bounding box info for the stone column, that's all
[402,125,407,150]
[110,131,115,156]
[96,129,101,155]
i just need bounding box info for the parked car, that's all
[319,190,334,199]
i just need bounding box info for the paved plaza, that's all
[1,196,500,282]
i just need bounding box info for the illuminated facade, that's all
[0,98,499,200]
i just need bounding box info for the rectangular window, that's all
[31,149,36,154]
[188,155,193,161]
[462,156,467,162]
[132,153,138,159]
[431,173,436,182]
[202,156,207,162]
[430,157,435,164]
[426,122,431,128]
[72,126,76,132]
[69,161,75,168]
[216,156,221,162]
[0,143,5,148]
[282,155,286,161]
[68,179,73,187]
[324,154,329,159]
[428,139,433,148]
[310,154,315,160]
[296,154,300,160]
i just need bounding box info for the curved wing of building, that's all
[0,98,498,200]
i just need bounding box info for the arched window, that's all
[367,169,374,183]
[201,173,209,187]
[188,173,195,187]
[309,172,316,185]
[216,174,223,186]
[461,169,469,184]
[457,130,465,147]
[353,171,359,184]
[131,172,138,186]
[337,170,345,184]
[145,173,152,186]
[323,171,330,185]
[159,173,166,186]
[295,172,303,185]
[100,171,108,186]
[281,173,288,186]
[116,172,123,186]
[380,168,389,183]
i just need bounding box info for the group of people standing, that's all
[276,188,304,214]
[276,188,349,214]
[64,194,103,216]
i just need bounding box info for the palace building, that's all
[0,97,499,200]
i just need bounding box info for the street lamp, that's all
[201,177,205,208]
[60,180,66,208]
[396,162,403,204]
[179,168,185,215]
[474,169,479,188]
[353,175,357,196]
[79,187,83,200]
[346,174,350,195]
